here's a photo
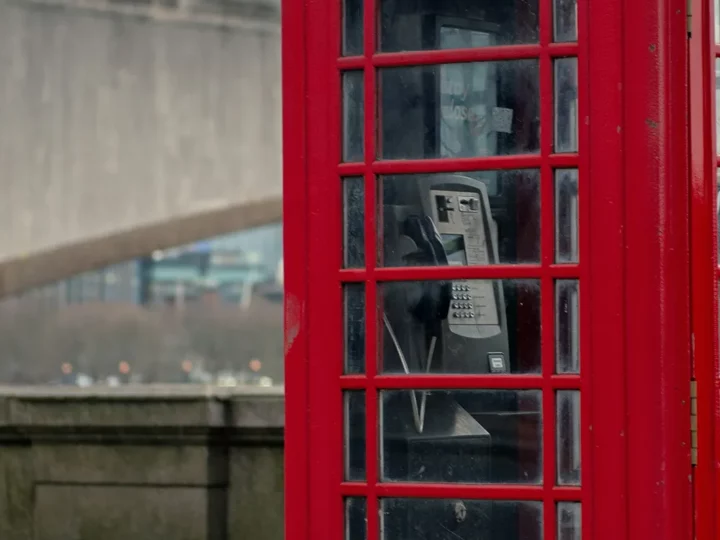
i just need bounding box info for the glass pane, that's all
[381,389,542,484]
[379,0,539,52]
[381,498,542,539]
[346,498,367,540]
[379,170,540,267]
[343,0,363,56]
[344,71,365,162]
[344,284,366,374]
[555,280,580,374]
[558,503,582,540]
[344,177,365,268]
[379,60,540,160]
[716,0,720,45]
[345,391,366,481]
[380,279,541,374]
[554,0,578,42]
[557,391,581,485]
[554,58,579,153]
[555,169,579,263]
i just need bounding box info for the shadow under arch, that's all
[0,196,282,298]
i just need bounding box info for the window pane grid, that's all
[336,0,585,536]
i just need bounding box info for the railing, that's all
[0,385,284,540]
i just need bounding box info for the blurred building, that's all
[22,224,283,309]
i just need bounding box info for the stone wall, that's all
[0,385,284,540]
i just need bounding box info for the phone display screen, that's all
[441,234,468,265]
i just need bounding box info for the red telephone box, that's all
[282,0,719,538]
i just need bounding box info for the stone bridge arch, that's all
[0,0,282,296]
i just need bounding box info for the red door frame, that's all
[282,0,694,538]
[690,0,720,538]
[622,0,693,538]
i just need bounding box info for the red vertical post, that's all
[623,1,693,540]
[585,0,626,537]
[689,0,719,538]
[282,0,310,538]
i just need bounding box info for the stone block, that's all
[33,485,226,540]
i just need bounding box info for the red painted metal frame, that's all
[283,0,696,538]
[690,0,720,538]
[281,0,309,538]
[585,0,626,536]
[336,1,588,537]
[623,0,693,538]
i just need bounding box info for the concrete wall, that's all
[0,0,282,296]
[0,385,284,540]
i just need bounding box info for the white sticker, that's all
[492,107,514,134]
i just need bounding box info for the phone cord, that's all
[382,313,437,434]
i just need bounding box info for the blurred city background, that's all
[0,224,284,387]
[0,1,285,538]
[0,0,284,391]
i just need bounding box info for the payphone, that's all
[381,174,511,376]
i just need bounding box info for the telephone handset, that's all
[382,173,511,377]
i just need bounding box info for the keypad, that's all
[450,283,475,319]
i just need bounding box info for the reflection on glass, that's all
[557,391,581,485]
[344,177,365,268]
[0,224,284,386]
[381,389,542,484]
[555,169,579,263]
[380,279,541,374]
[558,503,582,539]
[716,0,720,45]
[556,280,580,374]
[379,171,541,268]
[344,284,366,374]
[343,0,363,56]
[346,498,367,540]
[345,391,367,481]
[555,58,579,153]
[344,71,364,162]
[381,498,542,540]
[554,0,578,42]
[379,0,539,52]
[379,60,540,160]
